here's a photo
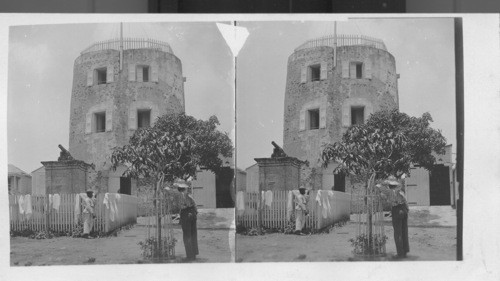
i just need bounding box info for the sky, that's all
[7,22,235,173]
[236,18,456,170]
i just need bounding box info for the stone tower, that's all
[69,38,185,171]
[283,34,399,190]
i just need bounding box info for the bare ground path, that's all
[236,206,457,262]
[10,208,235,266]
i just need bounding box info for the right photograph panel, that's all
[235,18,458,262]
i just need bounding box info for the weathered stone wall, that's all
[283,43,399,190]
[42,161,89,194]
[255,157,301,192]
[69,48,185,171]
[283,46,335,168]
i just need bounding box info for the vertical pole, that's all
[45,168,51,234]
[120,22,123,72]
[257,190,262,233]
[454,17,464,261]
[333,21,337,68]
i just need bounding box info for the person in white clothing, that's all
[82,190,96,238]
[294,186,308,235]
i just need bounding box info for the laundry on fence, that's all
[236,191,245,215]
[103,193,120,222]
[18,195,25,215]
[24,195,33,219]
[16,194,32,218]
[264,190,273,207]
[74,194,81,221]
[315,190,334,219]
[52,194,61,211]
[10,193,139,235]
[286,190,301,221]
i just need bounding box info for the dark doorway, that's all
[333,173,345,192]
[351,107,364,125]
[119,177,131,195]
[429,165,451,205]
[216,167,235,208]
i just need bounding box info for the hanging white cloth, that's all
[322,192,332,219]
[74,194,81,221]
[103,193,110,209]
[236,191,245,215]
[264,190,273,207]
[18,195,25,215]
[49,194,53,208]
[286,191,294,221]
[315,190,322,206]
[260,191,265,207]
[24,195,32,219]
[103,193,116,222]
[110,195,118,222]
[52,194,61,211]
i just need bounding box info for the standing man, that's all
[82,189,96,239]
[176,182,199,261]
[294,186,308,235]
[378,176,410,258]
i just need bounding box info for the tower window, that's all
[350,62,363,79]
[308,109,320,130]
[95,68,107,85]
[137,109,151,128]
[94,112,106,133]
[351,107,364,125]
[137,65,150,82]
[309,65,321,82]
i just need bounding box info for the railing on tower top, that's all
[294,34,387,52]
[81,38,173,55]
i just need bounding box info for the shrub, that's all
[349,233,388,256]
[138,236,177,260]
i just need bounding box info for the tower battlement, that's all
[80,38,173,55]
[294,34,387,52]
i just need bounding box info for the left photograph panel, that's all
[8,22,235,265]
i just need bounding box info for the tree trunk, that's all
[155,180,162,258]
[365,173,376,254]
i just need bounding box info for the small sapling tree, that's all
[111,113,233,257]
[321,109,446,254]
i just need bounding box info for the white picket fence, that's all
[237,190,351,231]
[9,193,138,234]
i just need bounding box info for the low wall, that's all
[315,191,351,229]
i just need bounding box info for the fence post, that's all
[257,191,262,233]
[45,194,50,233]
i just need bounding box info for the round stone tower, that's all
[282,34,399,190]
[69,38,185,171]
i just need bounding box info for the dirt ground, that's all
[10,209,235,266]
[236,206,457,262]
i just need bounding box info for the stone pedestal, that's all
[254,157,302,192]
[42,160,91,194]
